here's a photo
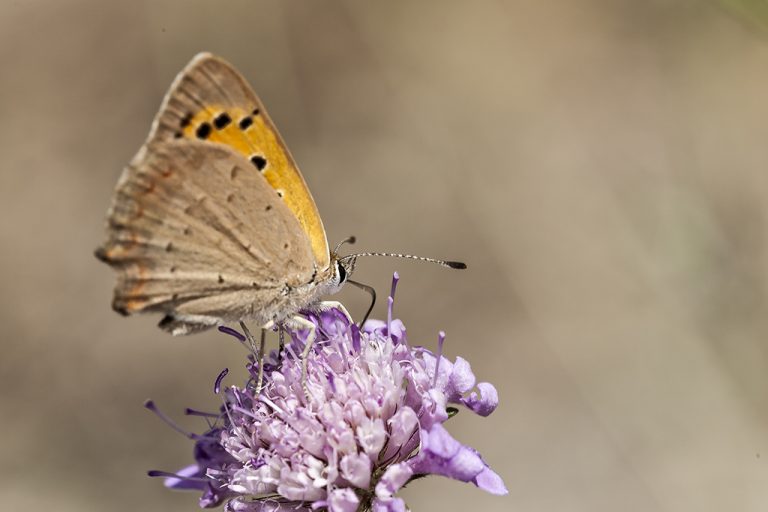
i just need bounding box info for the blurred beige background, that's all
[2,1,768,511]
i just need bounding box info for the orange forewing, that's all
[178,104,329,270]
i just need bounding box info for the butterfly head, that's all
[326,255,355,292]
[323,236,358,294]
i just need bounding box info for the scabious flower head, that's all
[150,274,506,511]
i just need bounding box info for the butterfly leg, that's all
[256,328,266,392]
[240,322,267,393]
[281,314,318,400]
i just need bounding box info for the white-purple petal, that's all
[473,465,509,496]
[461,382,499,417]
[417,388,449,430]
[409,424,505,493]
[356,417,387,457]
[421,423,458,459]
[327,487,360,512]
[388,406,419,448]
[372,496,408,512]
[163,464,203,490]
[339,452,372,489]
[277,468,325,501]
[447,356,476,397]
[375,463,413,499]
[225,499,310,511]
[362,318,407,344]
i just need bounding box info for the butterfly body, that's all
[97,53,349,335]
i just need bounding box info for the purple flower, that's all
[149,274,506,510]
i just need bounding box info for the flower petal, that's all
[375,462,413,499]
[461,382,499,417]
[408,425,493,484]
[417,389,449,430]
[420,424,459,460]
[381,406,419,462]
[225,499,310,511]
[340,452,372,489]
[362,319,407,343]
[200,483,231,508]
[163,464,204,490]
[361,319,386,335]
[277,468,325,501]
[388,406,419,446]
[372,497,408,512]
[356,417,386,457]
[473,465,509,496]
[328,487,360,512]
[447,357,476,397]
[445,445,486,481]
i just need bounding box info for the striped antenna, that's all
[339,251,466,270]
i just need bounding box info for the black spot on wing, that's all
[250,155,267,171]
[214,112,231,129]
[239,116,253,130]
[196,122,212,139]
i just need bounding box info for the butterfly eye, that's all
[337,262,347,284]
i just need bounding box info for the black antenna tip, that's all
[348,236,356,244]
[446,261,467,269]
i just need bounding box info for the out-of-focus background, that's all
[2,1,768,510]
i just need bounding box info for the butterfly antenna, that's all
[334,235,356,254]
[340,252,467,270]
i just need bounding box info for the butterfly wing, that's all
[97,139,316,335]
[148,52,330,270]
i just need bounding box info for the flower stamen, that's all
[214,368,229,394]
[433,331,446,388]
[144,400,201,440]
[147,470,209,483]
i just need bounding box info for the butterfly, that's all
[96,52,464,339]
